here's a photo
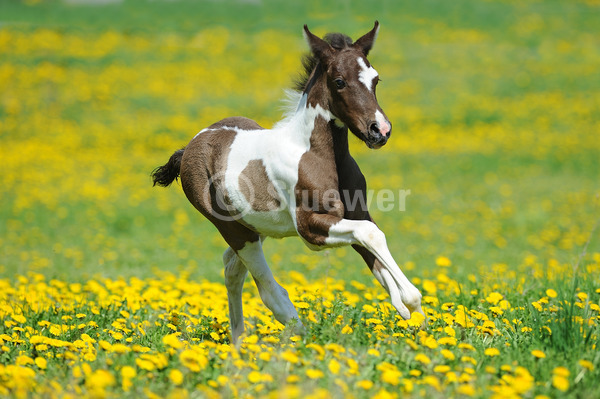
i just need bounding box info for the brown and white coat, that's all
[153,22,424,344]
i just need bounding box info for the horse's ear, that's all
[353,20,380,56]
[303,24,334,61]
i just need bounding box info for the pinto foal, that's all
[152,22,425,344]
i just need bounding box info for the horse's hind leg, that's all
[235,240,305,336]
[223,247,248,345]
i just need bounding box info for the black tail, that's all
[151,148,185,187]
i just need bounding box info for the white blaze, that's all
[357,57,378,92]
[375,110,391,136]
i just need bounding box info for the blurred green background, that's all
[1,0,599,286]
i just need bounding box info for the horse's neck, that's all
[301,79,351,166]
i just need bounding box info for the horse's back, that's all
[207,116,264,132]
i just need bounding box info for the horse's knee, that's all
[223,247,236,267]
[354,222,386,249]
[223,248,247,289]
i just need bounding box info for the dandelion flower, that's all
[341,325,353,334]
[552,375,569,392]
[553,367,570,377]
[281,351,299,364]
[415,353,431,365]
[436,256,452,267]
[248,371,262,383]
[531,350,546,359]
[34,357,47,369]
[179,349,208,372]
[484,348,500,357]
[162,333,184,349]
[578,359,594,371]
[485,292,503,305]
[356,380,373,390]
[306,369,324,379]
[328,359,341,375]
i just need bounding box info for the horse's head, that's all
[304,21,392,149]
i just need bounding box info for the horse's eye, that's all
[334,78,346,89]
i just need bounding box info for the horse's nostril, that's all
[370,122,380,135]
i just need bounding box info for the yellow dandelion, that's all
[179,349,208,372]
[135,358,155,371]
[422,279,437,294]
[86,369,116,391]
[433,365,451,373]
[513,367,534,394]
[325,343,346,353]
[531,349,546,359]
[436,256,452,267]
[121,366,136,379]
[356,380,373,390]
[578,359,594,371]
[111,343,130,354]
[485,292,503,305]
[49,325,62,336]
[553,367,570,377]
[381,369,402,386]
[306,369,324,379]
[368,348,381,357]
[415,353,431,365]
[422,375,441,391]
[341,324,353,334]
[552,375,569,392]
[458,343,476,351]
[216,375,229,386]
[16,355,34,366]
[248,371,262,383]
[441,349,456,361]
[457,384,475,396]
[281,350,299,364]
[407,311,425,328]
[409,369,422,377]
[162,333,184,349]
[34,357,47,370]
[546,289,558,298]
[484,348,500,357]
[438,336,457,346]
[328,359,341,375]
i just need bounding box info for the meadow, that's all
[1,0,599,397]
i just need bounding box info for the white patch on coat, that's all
[357,57,379,92]
[324,218,422,319]
[222,100,332,237]
[236,240,303,330]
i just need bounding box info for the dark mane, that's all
[294,32,354,92]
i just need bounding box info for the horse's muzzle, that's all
[366,120,391,149]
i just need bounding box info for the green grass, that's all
[1,0,599,397]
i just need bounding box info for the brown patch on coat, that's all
[239,159,281,212]
[179,116,264,250]
[294,114,346,246]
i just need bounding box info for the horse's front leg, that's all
[352,243,426,327]
[301,213,424,322]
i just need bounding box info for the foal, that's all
[152,22,424,344]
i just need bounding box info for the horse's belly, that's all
[239,210,297,238]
